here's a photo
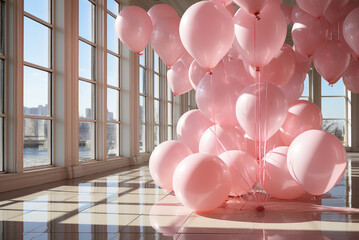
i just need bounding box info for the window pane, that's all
[321,97,346,119]
[322,78,345,96]
[139,67,146,94]
[139,124,146,153]
[107,0,119,15]
[139,50,145,66]
[107,88,119,121]
[23,66,50,116]
[79,0,95,42]
[139,96,146,123]
[322,120,346,143]
[79,40,96,80]
[0,59,4,114]
[23,118,51,168]
[0,117,3,171]
[154,125,160,147]
[0,0,5,55]
[107,53,119,87]
[107,14,119,53]
[167,126,172,140]
[79,121,95,161]
[107,123,119,158]
[167,102,172,125]
[24,17,50,68]
[154,74,160,99]
[154,100,160,124]
[24,0,50,23]
[302,74,309,97]
[154,52,159,73]
[79,81,95,119]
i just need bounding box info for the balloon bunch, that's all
[115,0,359,212]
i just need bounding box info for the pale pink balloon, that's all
[236,82,288,142]
[331,0,350,10]
[196,70,245,126]
[281,4,293,25]
[210,0,233,7]
[223,58,255,87]
[296,0,332,18]
[226,3,237,16]
[180,1,235,69]
[280,63,306,104]
[314,40,351,84]
[176,110,214,153]
[287,130,347,196]
[292,4,312,23]
[167,60,193,96]
[147,4,180,26]
[324,0,349,24]
[173,153,231,212]
[280,100,323,146]
[199,124,246,156]
[115,6,153,53]
[343,7,359,58]
[340,2,359,20]
[227,36,243,60]
[233,0,268,15]
[179,51,194,68]
[219,150,258,196]
[263,147,305,200]
[188,60,224,90]
[151,18,185,67]
[343,60,359,93]
[291,14,330,57]
[149,140,192,191]
[234,2,287,67]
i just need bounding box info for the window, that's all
[0,0,4,171]
[23,0,53,168]
[166,82,174,140]
[186,90,196,111]
[139,49,147,153]
[106,0,121,158]
[79,0,96,161]
[153,52,161,147]
[300,69,312,102]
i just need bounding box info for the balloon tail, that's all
[254,12,261,21]
[139,52,143,56]
[167,66,171,70]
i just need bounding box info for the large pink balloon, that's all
[287,130,347,196]
[210,0,233,7]
[296,0,332,18]
[343,60,359,93]
[176,110,214,153]
[280,63,306,104]
[233,0,268,15]
[263,147,305,200]
[292,4,312,23]
[281,4,293,25]
[291,14,330,57]
[149,140,192,191]
[314,40,351,84]
[147,4,180,26]
[236,82,288,142]
[219,150,258,196]
[223,58,255,87]
[199,124,246,156]
[180,1,235,69]
[324,0,349,24]
[188,60,224,90]
[151,18,185,67]
[234,2,287,67]
[343,7,359,58]
[280,100,323,146]
[173,153,231,212]
[179,51,194,68]
[115,6,153,53]
[245,131,285,160]
[226,3,237,17]
[167,60,193,96]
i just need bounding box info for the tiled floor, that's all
[1,153,359,240]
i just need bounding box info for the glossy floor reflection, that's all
[0,153,359,240]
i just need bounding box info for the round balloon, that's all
[296,0,332,18]
[167,60,193,96]
[147,4,179,26]
[343,7,359,58]
[233,0,268,15]
[280,63,306,104]
[189,60,224,90]
[281,4,293,24]
[343,60,359,94]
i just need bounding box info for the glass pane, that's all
[139,124,146,153]
[79,81,95,119]
[302,74,309,97]
[299,97,309,101]
[107,14,119,53]
[79,0,95,42]
[322,120,346,143]
[322,78,345,96]
[79,121,95,161]
[107,88,119,121]
[107,0,119,14]
[167,102,172,125]
[24,0,50,23]
[139,96,146,123]
[154,100,160,124]
[79,40,96,80]
[154,125,160,147]
[154,52,159,73]
[23,119,51,168]
[0,59,4,114]
[0,117,3,171]
[107,123,120,158]
[139,50,145,66]
[0,0,5,55]
[24,17,51,68]
[321,97,346,119]
[107,53,119,87]
[167,84,173,101]
[139,67,146,94]
[167,126,172,140]
[154,74,160,99]
[23,66,50,116]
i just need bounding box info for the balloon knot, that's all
[139,52,143,56]
[207,70,213,75]
[256,205,265,212]
[254,12,261,21]
[256,67,261,72]
[167,66,172,70]
[316,16,322,21]
[329,83,333,87]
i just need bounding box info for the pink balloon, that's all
[280,63,306,104]
[179,51,194,68]
[223,58,255,87]
[324,0,349,24]
[291,14,330,57]
[234,2,287,67]
[176,110,214,153]
[226,4,237,17]
[296,0,332,18]
[115,6,153,53]
[147,4,180,26]
[280,100,323,146]
[340,2,359,20]
[331,0,350,10]
[287,130,347,196]
[227,36,243,60]
[292,4,312,23]
[343,60,359,93]
[314,40,351,84]
[149,140,192,191]
[188,60,224,90]
[199,124,246,156]
[167,60,193,96]
[233,0,268,15]
[263,147,305,200]
[281,4,293,25]
[180,1,235,69]
[151,18,185,67]
[236,82,288,142]
[173,153,231,212]
[219,150,258,196]
[343,7,359,58]
[210,0,233,7]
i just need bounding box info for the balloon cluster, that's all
[115,0,358,212]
